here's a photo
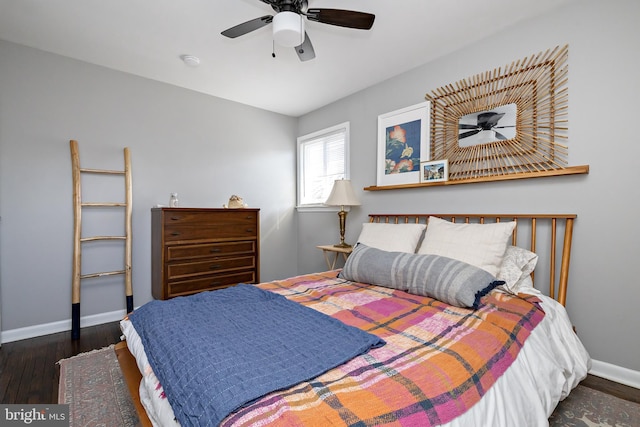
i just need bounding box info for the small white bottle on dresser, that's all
[169,193,179,207]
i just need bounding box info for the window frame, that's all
[296,122,350,211]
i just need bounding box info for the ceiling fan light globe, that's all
[273,11,304,47]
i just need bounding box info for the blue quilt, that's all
[129,284,385,427]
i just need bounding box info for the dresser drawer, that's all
[167,241,255,261]
[163,210,258,242]
[168,271,257,297]
[164,223,257,242]
[167,256,255,280]
[163,210,256,226]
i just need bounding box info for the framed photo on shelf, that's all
[376,101,430,187]
[420,159,448,183]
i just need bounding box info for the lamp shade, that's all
[273,11,304,47]
[325,179,361,207]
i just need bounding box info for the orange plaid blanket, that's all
[221,271,544,426]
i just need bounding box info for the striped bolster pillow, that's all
[340,243,503,309]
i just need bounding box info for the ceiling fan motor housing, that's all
[273,11,304,47]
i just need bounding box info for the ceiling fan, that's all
[221,0,376,61]
[459,112,514,141]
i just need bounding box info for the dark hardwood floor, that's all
[581,372,640,404]
[1,321,638,406]
[0,321,122,404]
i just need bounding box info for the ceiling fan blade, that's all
[295,32,316,62]
[459,129,481,139]
[306,9,375,30]
[459,124,480,129]
[494,131,508,140]
[221,15,273,38]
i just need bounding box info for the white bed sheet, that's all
[120,291,590,427]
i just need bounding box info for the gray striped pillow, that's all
[339,244,503,309]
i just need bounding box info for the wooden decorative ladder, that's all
[69,140,133,340]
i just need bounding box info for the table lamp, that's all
[325,179,361,248]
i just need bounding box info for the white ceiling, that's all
[0,0,575,117]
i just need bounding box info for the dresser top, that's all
[152,207,260,212]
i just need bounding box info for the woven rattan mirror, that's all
[425,45,570,181]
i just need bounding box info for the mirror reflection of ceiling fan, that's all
[221,0,375,61]
[459,112,515,141]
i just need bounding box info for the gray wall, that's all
[0,40,299,332]
[297,0,640,373]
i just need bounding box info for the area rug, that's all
[550,384,640,427]
[58,345,140,427]
[59,346,639,427]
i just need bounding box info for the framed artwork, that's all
[420,160,448,183]
[376,101,430,187]
[425,45,569,181]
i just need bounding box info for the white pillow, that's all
[417,216,516,276]
[497,246,538,294]
[356,223,426,253]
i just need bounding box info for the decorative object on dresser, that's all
[223,194,248,209]
[151,207,259,300]
[324,179,361,248]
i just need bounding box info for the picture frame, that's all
[420,159,448,183]
[376,101,430,187]
[425,45,569,181]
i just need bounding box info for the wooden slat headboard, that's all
[368,214,576,306]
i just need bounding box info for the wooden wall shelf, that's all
[364,165,589,191]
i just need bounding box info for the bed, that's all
[116,213,590,427]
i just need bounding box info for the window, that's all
[297,122,349,209]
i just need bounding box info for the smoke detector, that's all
[180,55,201,67]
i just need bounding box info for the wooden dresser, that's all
[151,207,260,299]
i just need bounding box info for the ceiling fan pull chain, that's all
[272,40,276,58]
[299,12,304,45]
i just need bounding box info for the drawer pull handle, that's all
[209,264,222,270]
[170,216,181,221]
[171,232,180,236]
[210,248,221,253]
[246,229,254,233]
[210,281,222,286]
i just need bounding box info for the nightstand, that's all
[317,245,353,270]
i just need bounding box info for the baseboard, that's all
[0,309,128,344]
[590,359,640,390]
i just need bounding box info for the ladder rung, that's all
[81,236,126,242]
[81,202,126,207]
[80,167,125,175]
[81,270,126,279]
